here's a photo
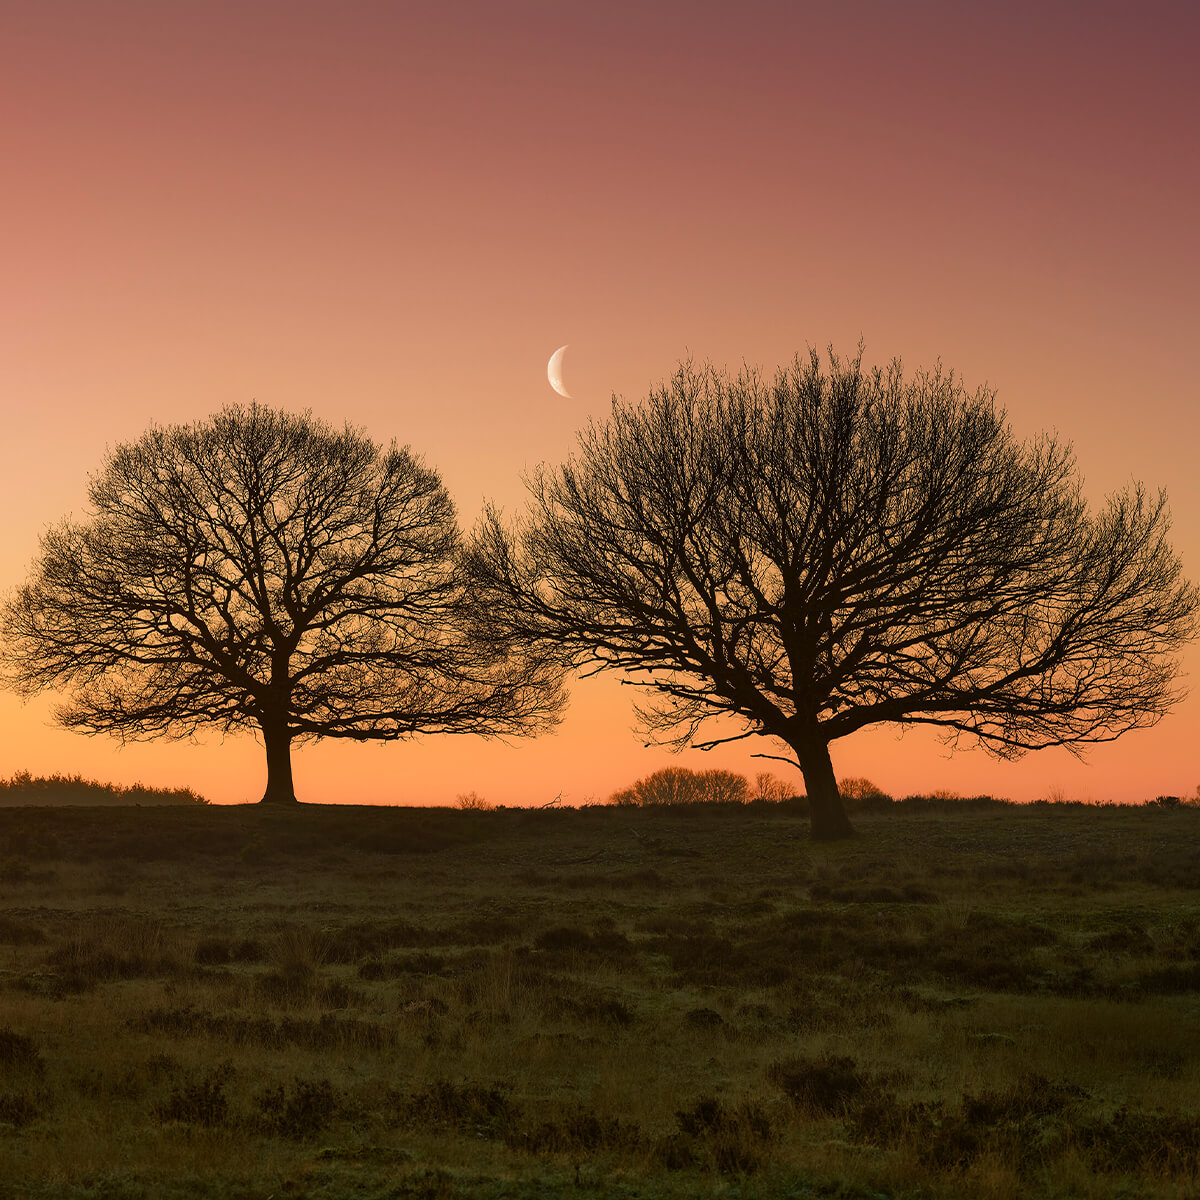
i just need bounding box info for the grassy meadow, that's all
[2,797,1200,1198]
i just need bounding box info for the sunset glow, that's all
[2,1,1196,806]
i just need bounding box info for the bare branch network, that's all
[3,404,564,803]
[468,348,1198,838]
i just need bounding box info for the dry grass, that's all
[1,801,1199,1197]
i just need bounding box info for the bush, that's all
[254,1076,340,1139]
[455,791,494,811]
[153,1064,233,1127]
[0,1028,42,1073]
[0,1093,40,1127]
[767,1054,877,1114]
[1081,1105,1200,1175]
[507,1107,641,1156]
[838,777,894,811]
[660,1096,773,1176]
[608,766,750,807]
[401,1079,519,1137]
[533,924,636,965]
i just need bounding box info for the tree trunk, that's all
[794,736,854,840]
[259,715,298,804]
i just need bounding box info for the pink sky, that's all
[1,1,1197,805]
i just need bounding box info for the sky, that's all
[1,0,1197,806]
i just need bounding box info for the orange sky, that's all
[2,0,1197,806]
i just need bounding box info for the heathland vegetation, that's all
[2,797,1200,1197]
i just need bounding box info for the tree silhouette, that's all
[469,349,1198,839]
[2,404,563,803]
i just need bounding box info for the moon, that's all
[547,344,572,399]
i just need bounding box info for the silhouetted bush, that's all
[897,792,1009,811]
[1153,794,1184,808]
[610,767,750,807]
[455,791,494,811]
[0,771,208,807]
[838,777,895,811]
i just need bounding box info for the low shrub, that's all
[1080,1105,1200,1175]
[543,988,635,1026]
[455,791,494,811]
[192,936,261,964]
[507,1107,641,1156]
[767,1054,877,1115]
[153,1063,234,1127]
[661,1095,773,1176]
[534,924,636,965]
[130,1006,394,1052]
[254,1076,340,1139]
[254,962,356,1008]
[358,951,449,979]
[0,1028,42,1073]
[684,1006,725,1029]
[1134,962,1200,994]
[400,1079,519,1138]
[846,1074,1086,1174]
[0,1092,41,1127]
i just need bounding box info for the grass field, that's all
[2,799,1200,1198]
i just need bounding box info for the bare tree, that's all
[469,349,1198,839]
[2,404,563,803]
[753,772,792,804]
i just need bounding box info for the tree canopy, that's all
[2,404,563,803]
[468,349,1198,838]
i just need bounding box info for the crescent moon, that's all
[547,344,572,399]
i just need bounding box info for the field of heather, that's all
[2,800,1200,1198]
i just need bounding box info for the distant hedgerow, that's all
[0,770,209,807]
